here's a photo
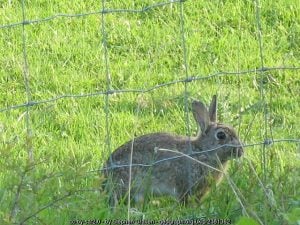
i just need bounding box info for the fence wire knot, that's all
[105,90,115,95]
[184,76,194,83]
[26,101,36,107]
[263,139,273,146]
[22,20,30,25]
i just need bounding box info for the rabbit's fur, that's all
[104,95,243,204]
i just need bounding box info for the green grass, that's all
[0,0,299,224]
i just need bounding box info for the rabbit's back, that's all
[107,132,190,165]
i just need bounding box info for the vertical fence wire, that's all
[254,1,274,223]
[236,4,242,137]
[21,0,34,163]
[100,0,113,168]
[179,0,193,196]
[9,0,34,221]
[254,0,268,185]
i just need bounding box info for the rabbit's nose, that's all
[237,146,244,157]
[233,140,244,157]
[237,142,244,157]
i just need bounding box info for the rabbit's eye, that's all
[216,131,226,140]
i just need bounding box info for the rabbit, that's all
[104,95,244,205]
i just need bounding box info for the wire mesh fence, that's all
[0,0,299,224]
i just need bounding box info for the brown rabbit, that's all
[104,95,243,205]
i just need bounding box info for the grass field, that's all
[0,0,299,224]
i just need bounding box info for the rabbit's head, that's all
[192,95,243,162]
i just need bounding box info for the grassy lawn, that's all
[0,0,299,224]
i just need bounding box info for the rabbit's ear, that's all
[192,100,210,133]
[209,95,217,122]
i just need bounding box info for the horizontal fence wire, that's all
[1,66,300,113]
[100,140,300,172]
[0,0,184,29]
